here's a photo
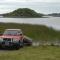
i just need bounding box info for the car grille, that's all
[3,38,11,42]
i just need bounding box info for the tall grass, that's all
[0,23,60,41]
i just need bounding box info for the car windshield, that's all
[3,30,22,35]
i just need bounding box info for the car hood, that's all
[0,35,21,39]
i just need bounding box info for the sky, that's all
[0,0,60,14]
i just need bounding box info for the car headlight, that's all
[0,38,3,42]
[13,38,18,42]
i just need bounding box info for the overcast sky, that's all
[0,0,60,14]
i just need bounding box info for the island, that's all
[48,13,60,17]
[3,8,44,18]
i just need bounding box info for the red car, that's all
[0,29,32,49]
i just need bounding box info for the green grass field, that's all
[0,23,60,60]
[0,46,60,60]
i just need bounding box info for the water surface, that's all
[0,17,60,30]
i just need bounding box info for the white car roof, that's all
[5,29,22,31]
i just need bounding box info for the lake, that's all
[0,17,60,30]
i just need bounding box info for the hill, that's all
[3,8,43,18]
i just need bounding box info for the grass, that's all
[0,23,60,60]
[0,23,60,41]
[0,46,60,60]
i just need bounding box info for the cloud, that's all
[0,0,60,14]
[7,0,60,2]
[0,0,60,2]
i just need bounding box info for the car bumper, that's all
[0,42,20,47]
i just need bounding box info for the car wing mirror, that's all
[18,33,23,36]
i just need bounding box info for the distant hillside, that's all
[3,8,44,18]
[48,13,60,17]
